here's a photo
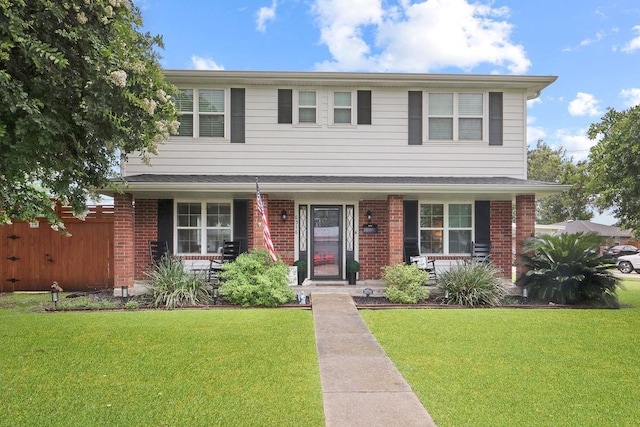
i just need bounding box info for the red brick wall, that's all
[387,195,404,265]
[114,193,134,288]
[268,199,295,265]
[515,194,535,279]
[249,195,295,264]
[359,200,388,280]
[133,199,158,280]
[490,200,512,278]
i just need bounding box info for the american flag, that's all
[256,179,277,262]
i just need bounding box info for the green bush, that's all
[438,261,507,306]
[220,249,296,307]
[381,263,430,304]
[518,232,620,307]
[145,257,211,309]
[55,296,120,311]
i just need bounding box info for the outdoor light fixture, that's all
[522,285,528,302]
[281,209,288,221]
[50,288,59,308]
[121,286,129,301]
[363,287,373,297]
[212,285,219,304]
[366,210,372,223]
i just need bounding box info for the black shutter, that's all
[403,200,419,263]
[278,89,292,124]
[157,199,174,253]
[489,92,503,146]
[357,90,372,125]
[408,91,422,145]
[474,201,490,243]
[233,199,249,254]
[230,88,245,143]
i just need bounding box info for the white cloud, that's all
[311,0,531,73]
[190,56,225,70]
[256,0,278,32]
[621,25,640,53]
[621,88,640,107]
[568,92,601,117]
[554,129,593,161]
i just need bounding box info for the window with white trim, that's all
[419,203,472,254]
[428,93,483,141]
[298,90,317,123]
[176,202,231,254]
[333,91,352,124]
[174,89,226,138]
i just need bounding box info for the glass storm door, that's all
[311,206,342,279]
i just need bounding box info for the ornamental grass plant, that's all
[145,256,211,309]
[437,260,507,306]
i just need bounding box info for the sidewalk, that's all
[312,293,436,427]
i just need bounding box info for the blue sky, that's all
[136,0,640,224]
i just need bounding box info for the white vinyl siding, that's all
[124,87,528,179]
[419,203,472,254]
[176,201,231,255]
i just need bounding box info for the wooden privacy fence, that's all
[0,205,114,292]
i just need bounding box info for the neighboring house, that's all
[110,70,566,288]
[550,220,635,248]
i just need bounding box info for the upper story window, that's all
[174,88,226,138]
[176,201,232,254]
[298,91,317,123]
[428,93,483,141]
[333,91,352,124]
[419,203,472,254]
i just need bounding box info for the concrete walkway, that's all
[312,293,436,427]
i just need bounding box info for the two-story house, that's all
[112,70,563,288]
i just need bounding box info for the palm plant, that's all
[517,232,620,307]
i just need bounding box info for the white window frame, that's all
[425,92,485,142]
[294,89,318,125]
[174,88,228,139]
[174,200,233,255]
[331,90,354,125]
[419,202,473,255]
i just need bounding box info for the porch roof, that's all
[108,174,570,201]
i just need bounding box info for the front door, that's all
[311,206,342,279]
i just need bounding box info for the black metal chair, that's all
[148,240,169,264]
[471,241,491,263]
[403,242,437,283]
[208,241,241,284]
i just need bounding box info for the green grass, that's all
[360,278,640,426]
[0,296,324,426]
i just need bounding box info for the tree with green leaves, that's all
[588,106,640,237]
[0,0,178,230]
[527,140,593,224]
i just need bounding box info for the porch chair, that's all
[208,240,241,284]
[148,240,169,264]
[471,241,491,264]
[403,242,437,284]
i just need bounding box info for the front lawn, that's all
[361,278,640,426]
[0,300,323,426]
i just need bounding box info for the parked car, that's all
[603,245,639,262]
[616,253,640,274]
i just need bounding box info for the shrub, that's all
[518,232,620,307]
[124,300,139,310]
[145,257,211,309]
[381,263,430,304]
[220,249,296,307]
[438,261,507,306]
